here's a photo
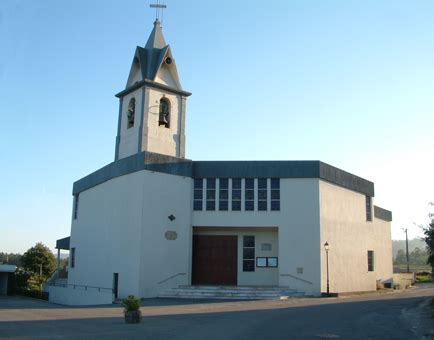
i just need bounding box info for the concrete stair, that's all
[158,285,304,300]
[53,278,68,286]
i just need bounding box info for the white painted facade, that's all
[47,19,393,305]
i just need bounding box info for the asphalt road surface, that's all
[0,284,433,339]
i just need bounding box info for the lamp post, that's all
[324,241,330,296]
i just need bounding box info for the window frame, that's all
[270,178,280,211]
[366,196,372,221]
[70,247,76,268]
[73,194,79,220]
[193,178,203,211]
[245,179,255,211]
[232,178,241,211]
[258,178,268,211]
[368,250,374,272]
[206,178,216,211]
[243,236,255,272]
[219,178,228,211]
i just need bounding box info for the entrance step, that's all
[53,278,68,286]
[158,285,305,300]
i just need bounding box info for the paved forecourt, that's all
[0,284,433,339]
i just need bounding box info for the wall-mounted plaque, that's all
[165,231,178,240]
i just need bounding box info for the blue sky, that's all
[1,0,433,253]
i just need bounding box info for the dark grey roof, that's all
[73,151,375,197]
[132,20,171,84]
[145,19,167,50]
[374,206,393,222]
[56,236,70,250]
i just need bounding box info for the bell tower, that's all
[114,19,191,161]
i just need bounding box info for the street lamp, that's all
[324,241,330,296]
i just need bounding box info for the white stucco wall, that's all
[69,171,146,297]
[192,178,321,295]
[155,64,177,87]
[143,88,182,158]
[46,285,113,306]
[138,171,192,298]
[68,170,192,300]
[319,180,393,293]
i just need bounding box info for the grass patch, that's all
[416,273,432,283]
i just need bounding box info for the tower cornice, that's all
[115,79,192,98]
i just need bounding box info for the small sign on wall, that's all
[165,231,178,240]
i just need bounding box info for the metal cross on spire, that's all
[150,0,167,22]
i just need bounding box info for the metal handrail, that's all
[157,272,186,284]
[48,281,113,292]
[280,273,313,285]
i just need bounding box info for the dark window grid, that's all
[243,260,255,272]
[206,200,215,211]
[232,179,241,210]
[243,236,255,271]
[245,178,254,189]
[73,194,79,220]
[219,200,228,211]
[271,200,280,211]
[232,200,241,211]
[219,178,228,189]
[206,178,216,189]
[70,248,76,268]
[232,189,241,200]
[271,178,280,189]
[194,189,203,200]
[366,196,372,221]
[245,200,254,211]
[232,178,241,189]
[219,185,228,210]
[258,186,267,211]
[245,189,254,200]
[194,178,203,189]
[206,179,216,211]
[206,190,216,200]
[271,190,280,200]
[368,251,374,271]
[258,201,267,211]
[243,236,255,247]
[219,189,228,200]
[258,178,267,189]
[193,200,203,211]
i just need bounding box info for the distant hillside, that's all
[392,238,426,259]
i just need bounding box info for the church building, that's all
[45,19,393,305]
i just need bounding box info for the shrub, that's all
[122,295,140,312]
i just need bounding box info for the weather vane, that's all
[150,0,167,22]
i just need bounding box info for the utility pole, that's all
[404,229,410,273]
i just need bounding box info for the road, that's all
[0,284,433,339]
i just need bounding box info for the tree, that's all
[0,252,22,266]
[21,243,56,281]
[394,249,407,265]
[423,221,434,270]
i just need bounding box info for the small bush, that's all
[416,274,431,283]
[122,295,140,312]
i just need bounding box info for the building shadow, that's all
[0,296,429,339]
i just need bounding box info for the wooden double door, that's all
[192,235,238,285]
